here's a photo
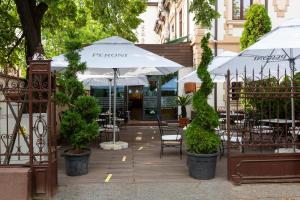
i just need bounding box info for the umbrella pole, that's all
[113,68,117,144]
[290,50,296,151]
[109,79,112,125]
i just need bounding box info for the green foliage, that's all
[177,95,192,118]
[74,96,101,123]
[185,123,221,154]
[189,0,220,28]
[185,33,220,154]
[240,4,271,50]
[177,95,192,106]
[90,0,147,42]
[0,0,146,69]
[60,109,99,151]
[243,73,300,120]
[0,1,25,69]
[57,36,100,152]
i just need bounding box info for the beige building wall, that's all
[136,1,160,44]
[153,0,300,112]
[155,0,300,65]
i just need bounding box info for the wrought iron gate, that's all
[224,68,300,185]
[0,50,57,198]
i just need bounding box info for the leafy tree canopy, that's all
[240,4,271,50]
[0,0,146,70]
[189,0,220,28]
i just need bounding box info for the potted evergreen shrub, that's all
[56,39,101,176]
[185,33,220,180]
[177,94,192,127]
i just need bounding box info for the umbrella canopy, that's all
[78,75,149,87]
[178,51,238,83]
[51,36,183,75]
[212,18,300,77]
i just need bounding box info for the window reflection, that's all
[232,0,253,20]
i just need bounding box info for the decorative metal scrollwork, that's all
[33,114,48,152]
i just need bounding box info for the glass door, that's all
[128,86,143,120]
[143,76,160,120]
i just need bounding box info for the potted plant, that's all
[176,94,192,127]
[185,33,220,180]
[56,39,100,176]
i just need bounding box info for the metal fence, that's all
[223,67,300,184]
[0,55,57,198]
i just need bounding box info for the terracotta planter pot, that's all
[179,117,189,127]
[184,82,196,93]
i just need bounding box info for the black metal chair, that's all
[156,115,182,159]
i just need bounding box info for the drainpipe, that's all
[175,1,177,39]
[265,0,268,13]
[214,0,218,57]
[214,0,218,111]
[187,0,190,41]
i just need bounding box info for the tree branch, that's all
[36,2,48,21]
[6,32,24,58]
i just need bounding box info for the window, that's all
[179,10,183,37]
[232,0,253,20]
[231,82,242,100]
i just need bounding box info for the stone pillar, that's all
[192,26,206,68]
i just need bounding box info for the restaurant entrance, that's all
[128,86,143,120]
[91,75,178,121]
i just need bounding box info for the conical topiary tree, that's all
[240,4,271,50]
[185,33,220,154]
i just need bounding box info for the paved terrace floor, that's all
[54,126,300,200]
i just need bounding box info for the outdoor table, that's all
[260,119,300,124]
[219,112,244,119]
[259,119,300,143]
[219,113,244,124]
[100,113,111,116]
[99,128,105,132]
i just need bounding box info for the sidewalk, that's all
[54,126,300,200]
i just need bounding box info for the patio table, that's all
[258,119,300,143]
[260,119,300,124]
[100,113,111,116]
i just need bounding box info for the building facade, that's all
[153,0,300,116]
[155,0,300,63]
[135,1,161,44]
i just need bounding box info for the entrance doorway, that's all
[128,86,143,120]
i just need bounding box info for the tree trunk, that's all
[14,0,48,63]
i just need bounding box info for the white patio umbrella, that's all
[78,75,149,87]
[79,75,149,125]
[178,51,238,83]
[211,18,300,144]
[52,36,183,149]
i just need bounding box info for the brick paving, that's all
[54,126,300,200]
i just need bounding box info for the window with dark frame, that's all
[232,0,253,20]
[231,82,242,100]
[179,10,183,37]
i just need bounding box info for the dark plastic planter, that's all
[63,148,91,176]
[187,152,218,180]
